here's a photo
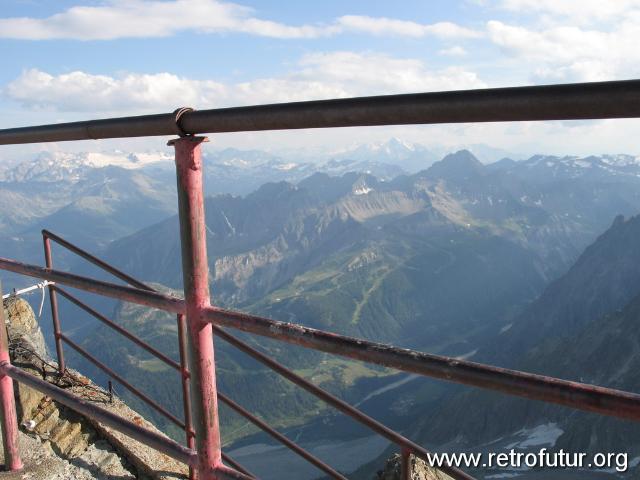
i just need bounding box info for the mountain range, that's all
[75,150,640,478]
[4,145,640,478]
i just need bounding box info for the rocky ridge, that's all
[2,296,188,479]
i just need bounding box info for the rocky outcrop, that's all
[4,297,130,469]
[4,296,91,457]
[376,453,454,480]
[4,294,47,357]
[3,296,187,479]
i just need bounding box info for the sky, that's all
[1,0,640,159]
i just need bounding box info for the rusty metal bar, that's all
[42,230,153,291]
[40,239,429,480]
[34,232,330,479]
[1,80,640,145]
[205,307,640,421]
[178,314,196,480]
[43,236,66,374]
[0,361,195,466]
[221,452,256,479]
[5,257,640,424]
[218,391,347,480]
[401,448,411,480]
[41,232,197,476]
[213,327,472,479]
[0,282,23,471]
[0,257,183,314]
[172,136,222,480]
[47,232,465,480]
[59,333,186,430]
[41,232,201,476]
[54,285,181,371]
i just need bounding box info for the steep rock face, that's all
[495,214,640,363]
[4,297,105,462]
[3,296,188,480]
[3,295,47,358]
[414,214,640,465]
[4,296,50,428]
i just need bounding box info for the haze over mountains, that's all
[412,213,640,478]
[3,142,640,478]
[0,138,498,268]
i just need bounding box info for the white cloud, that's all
[438,46,468,57]
[0,0,477,41]
[499,0,640,25]
[336,16,481,39]
[4,69,226,111]
[4,52,486,113]
[487,18,640,82]
[295,52,484,94]
[0,0,250,40]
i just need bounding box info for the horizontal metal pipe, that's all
[60,334,186,430]
[221,452,256,479]
[1,80,640,145]
[213,327,473,480]
[55,286,182,371]
[0,112,177,145]
[207,307,640,421]
[4,258,640,424]
[0,257,184,314]
[0,362,195,466]
[218,392,347,480]
[42,230,153,291]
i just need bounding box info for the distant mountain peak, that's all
[348,137,417,154]
[327,138,437,174]
[377,137,416,152]
[424,149,484,180]
[442,149,483,166]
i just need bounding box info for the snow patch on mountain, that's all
[0,150,172,183]
[353,186,373,195]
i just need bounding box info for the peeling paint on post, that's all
[171,136,222,479]
[0,282,23,471]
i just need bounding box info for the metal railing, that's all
[41,229,354,480]
[0,79,639,480]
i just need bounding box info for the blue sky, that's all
[1,0,639,158]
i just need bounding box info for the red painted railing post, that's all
[171,136,222,479]
[0,282,23,471]
[43,235,66,374]
[401,448,411,480]
[178,313,196,480]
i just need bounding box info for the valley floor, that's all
[228,434,390,480]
